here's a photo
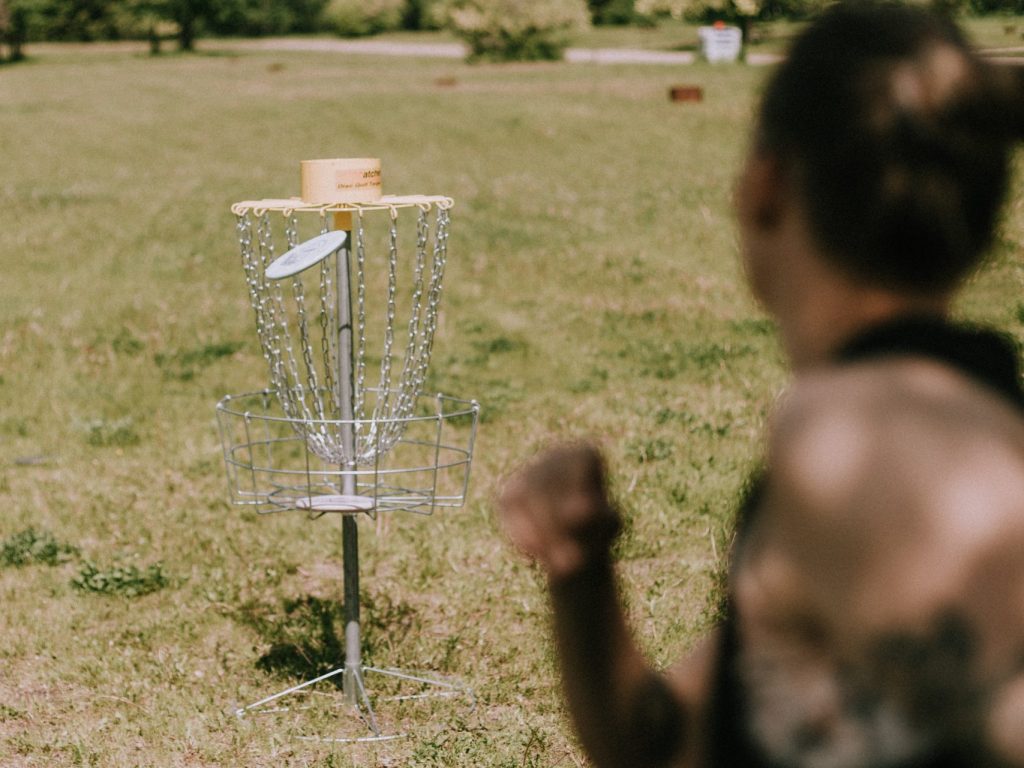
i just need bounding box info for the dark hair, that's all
[758,1,1024,293]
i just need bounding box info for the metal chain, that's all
[393,208,429,423]
[237,213,269,359]
[317,219,337,421]
[412,206,449,401]
[238,213,284,404]
[284,213,298,252]
[286,212,325,426]
[254,213,323,454]
[276,289,316,428]
[255,213,290,413]
[354,212,368,430]
[372,209,400,442]
[293,273,325,422]
[233,203,452,466]
[263,213,318,440]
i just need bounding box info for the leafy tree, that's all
[7,2,28,58]
[967,0,1024,11]
[402,0,447,29]
[0,0,44,54]
[126,0,243,50]
[589,0,635,24]
[127,0,227,51]
[38,0,118,41]
[635,0,829,41]
[323,0,404,36]
[204,0,330,36]
[163,0,206,49]
[0,0,10,59]
[447,0,590,61]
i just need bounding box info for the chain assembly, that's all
[231,199,453,466]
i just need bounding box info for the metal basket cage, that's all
[217,389,479,516]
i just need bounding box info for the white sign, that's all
[699,25,742,63]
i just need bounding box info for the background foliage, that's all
[446,0,590,60]
[321,0,406,37]
[2,0,1022,61]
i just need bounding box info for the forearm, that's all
[549,556,688,768]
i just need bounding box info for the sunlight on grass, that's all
[0,38,1021,766]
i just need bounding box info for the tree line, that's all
[0,0,337,53]
[2,0,1022,63]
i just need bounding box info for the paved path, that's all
[31,37,1015,66]
[28,36,780,64]
[210,37,713,65]
[216,38,467,58]
[212,36,1024,66]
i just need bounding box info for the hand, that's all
[498,443,621,581]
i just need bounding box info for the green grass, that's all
[0,40,1022,766]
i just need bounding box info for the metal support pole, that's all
[335,229,362,706]
[342,516,360,704]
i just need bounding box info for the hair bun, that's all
[756,4,1020,292]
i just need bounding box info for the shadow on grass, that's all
[235,591,419,683]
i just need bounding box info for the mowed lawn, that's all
[1,36,1022,767]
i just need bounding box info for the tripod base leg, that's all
[235,664,475,744]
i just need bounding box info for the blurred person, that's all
[499,4,1024,767]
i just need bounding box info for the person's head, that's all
[740,2,1023,302]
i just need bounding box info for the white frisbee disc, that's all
[265,230,348,280]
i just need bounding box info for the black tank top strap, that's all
[733,315,1024,542]
[836,313,1024,411]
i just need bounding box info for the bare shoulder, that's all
[766,356,1024,527]
[751,356,1024,631]
[737,358,1024,764]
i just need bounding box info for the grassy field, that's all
[1,31,1023,767]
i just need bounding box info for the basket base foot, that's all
[234,664,475,743]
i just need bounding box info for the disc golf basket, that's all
[215,159,480,742]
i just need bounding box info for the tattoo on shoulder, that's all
[865,611,980,737]
[741,610,1022,767]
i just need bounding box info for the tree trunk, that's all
[178,14,195,51]
[0,0,10,63]
[9,5,25,61]
[739,16,751,46]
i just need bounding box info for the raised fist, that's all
[498,443,621,581]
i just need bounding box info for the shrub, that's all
[323,0,405,36]
[966,0,1024,12]
[402,0,448,29]
[447,0,590,61]
[634,0,814,25]
[589,0,635,24]
[72,561,170,597]
[634,0,687,20]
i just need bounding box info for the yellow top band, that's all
[231,195,454,217]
